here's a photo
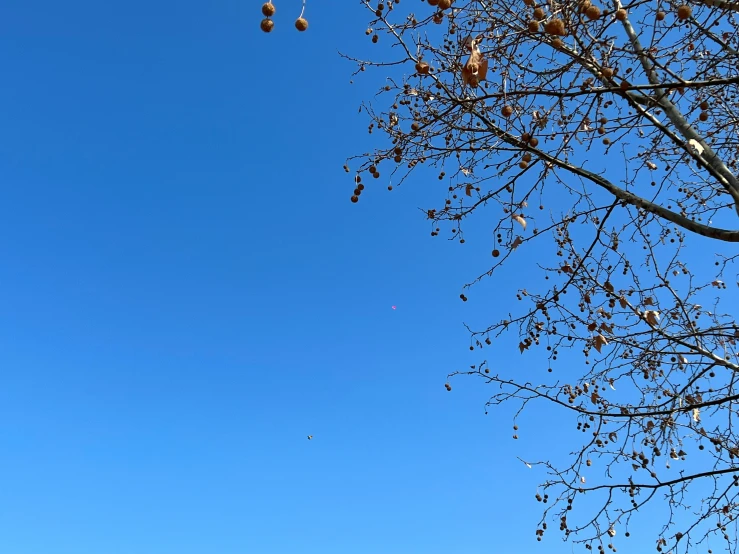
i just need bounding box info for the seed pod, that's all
[677,5,691,19]
[260,18,274,32]
[295,17,309,31]
[585,5,601,20]
[261,2,275,16]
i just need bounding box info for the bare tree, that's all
[330,0,739,551]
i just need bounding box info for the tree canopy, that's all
[265,0,739,551]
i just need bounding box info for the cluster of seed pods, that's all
[260,1,309,33]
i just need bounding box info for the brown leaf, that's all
[461,41,488,88]
[644,297,654,306]
[645,310,660,326]
[587,322,597,332]
[603,281,614,293]
[465,184,474,196]
[591,391,599,404]
[619,296,628,308]
[511,236,523,249]
[593,333,608,353]
[512,214,527,230]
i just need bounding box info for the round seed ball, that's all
[677,5,691,19]
[262,2,276,16]
[295,17,309,31]
[260,18,274,32]
[585,5,601,20]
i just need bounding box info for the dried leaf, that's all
[619,296,628,308]
[692,408,700,422]
[461,41,488,87]
[644,297,654,306]
[588,322,597,332]
[646,161,658,170]
[712,279,724,288]
[465,184,474,196]
[580,476,586,483]
[511,236,523,249]
[593,334,608,353]
[645,310,660,326]
[512,214,527,230]
[603,281,614,293]
[591,391,600,404]
[519,342,526,354]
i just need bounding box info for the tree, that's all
[265,0,739,551]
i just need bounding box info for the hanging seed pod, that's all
[262,2,276,16]
[295,17,308,31]
[260,18,274,32]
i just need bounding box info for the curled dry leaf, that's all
[646,161,658,170]
[693,408,701,422]
[580,476,586,483]
[461,39,489,87]
[645,310,660,326]
[511,236,523,249]
[619,296,628,308]
[465,184,474,196]
[593,333,608,353]
[512,214,527,229]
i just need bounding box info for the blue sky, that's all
[0,2,549,553]
[1,2,735,553]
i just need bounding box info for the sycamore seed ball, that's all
[585,5,601,20]
[261,2,276,16]
[438,0,452,9]
[544,18,566,36]
[260,18,274,32]
[677,4,691,19]
[295,17,308,31]
[528,20,540,32]
[656,10,666,20]
[615,8,627,20]
[502,105,514,117]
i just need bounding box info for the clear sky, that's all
[0,2,732,554]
